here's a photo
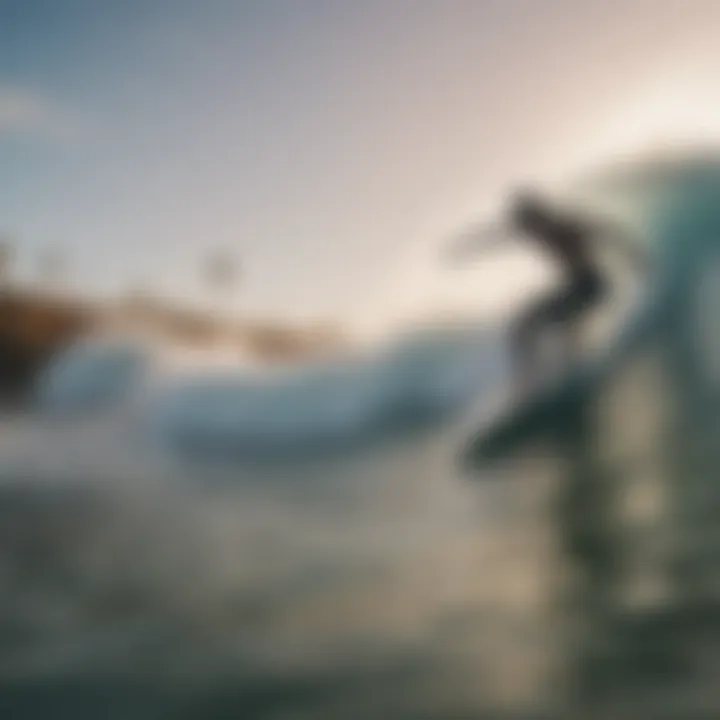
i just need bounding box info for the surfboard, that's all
[461,362,598,471]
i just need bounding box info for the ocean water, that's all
[1,312,565,719]
[5,151,720,718]
[0,378,560,718]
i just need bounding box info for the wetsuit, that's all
[513,214,607,384]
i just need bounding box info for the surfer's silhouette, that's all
[448,190,644,397]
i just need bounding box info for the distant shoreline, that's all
[0,285,346,403]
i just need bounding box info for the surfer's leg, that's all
[511,311,537,395]
[510,273,600,390]
[511,293,562,394]
[553,270,608,370]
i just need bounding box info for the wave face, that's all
[36,323,505,450]
[154,323,505,451]
[35,337,151,414]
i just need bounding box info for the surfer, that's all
[447,190,643,395]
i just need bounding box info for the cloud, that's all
[0,84,65,139]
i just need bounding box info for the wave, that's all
[35,337,151,414]
[35,323,505,452]
[154,323,505,452]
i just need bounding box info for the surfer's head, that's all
[509,190,553,233]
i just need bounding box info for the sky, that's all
[3,0,720,328]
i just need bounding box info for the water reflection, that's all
[0,420,559,718]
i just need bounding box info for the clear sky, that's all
[3,0,720,327]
